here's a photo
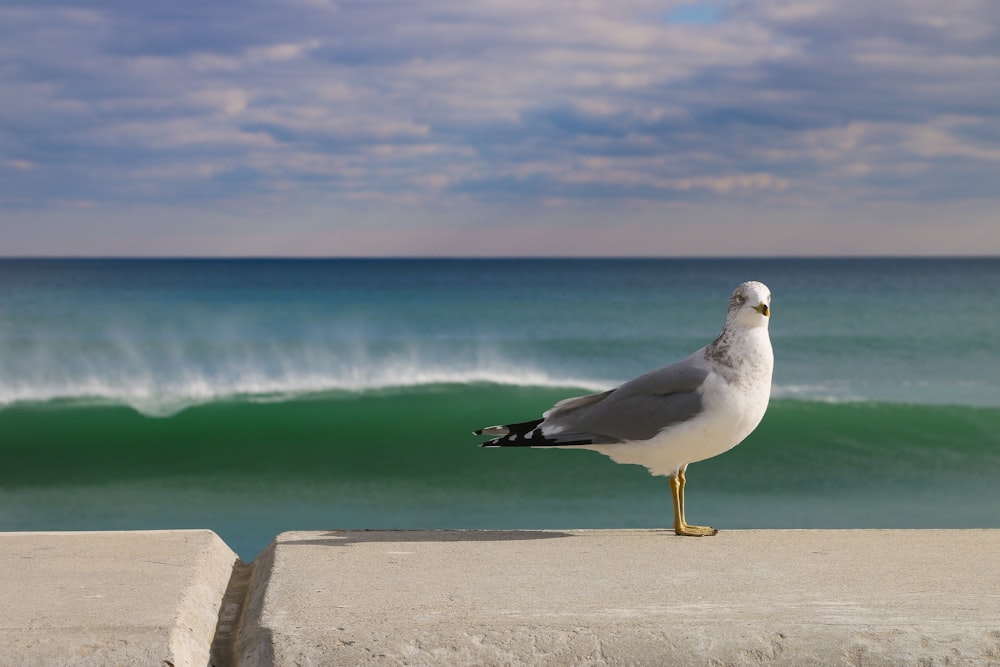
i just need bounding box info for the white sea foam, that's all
[770,383,865,404]
[0,342,609,417]
[4,316,994,417]
[7,339,984,417]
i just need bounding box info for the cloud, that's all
[0,0,998,254]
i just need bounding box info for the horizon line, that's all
[1,254,998,261]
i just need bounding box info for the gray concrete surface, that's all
[237,529,1000,666]
[3,529,999,666]
[0,530,237,667]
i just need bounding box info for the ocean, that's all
[2,258,999,560]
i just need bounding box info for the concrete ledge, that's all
[239,530,1000,666]
[3,529,1000,665]
[0,530,237,667]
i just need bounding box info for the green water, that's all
[2,386,998,558]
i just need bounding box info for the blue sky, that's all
[1,0,998,256]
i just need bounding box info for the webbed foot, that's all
[674,523,718,537]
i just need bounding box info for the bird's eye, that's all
[735,294,745,303]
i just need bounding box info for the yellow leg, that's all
[670,468,717,537]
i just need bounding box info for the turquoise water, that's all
[1,258,998,559]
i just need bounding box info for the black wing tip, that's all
[473,419,609,448]
[476,433,537,448]
[473,418,542,444]
[476,428,597,448]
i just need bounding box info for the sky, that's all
[1,0,998,256]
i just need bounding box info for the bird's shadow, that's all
[280,529,576,548]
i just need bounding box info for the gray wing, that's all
[541,356,710,444]
[543,389,615,419]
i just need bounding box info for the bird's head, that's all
[728,281,772,328]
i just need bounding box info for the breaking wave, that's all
[0,341,609,416]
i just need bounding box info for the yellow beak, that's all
[753,303,770,317]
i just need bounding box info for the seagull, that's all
[475,281,773,536]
